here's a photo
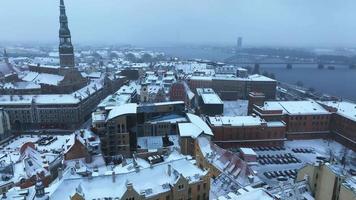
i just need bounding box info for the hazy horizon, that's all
[1,0,356,48]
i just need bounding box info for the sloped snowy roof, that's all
[218,188,274,200]
[197,137,257,188]
[85,72,102,78]
[49,158,207,199]
[186,113,213,136]
[178,123,205,138]
[248,74,276,82]
[319,101,356,121]
[1,81,41,90]
[98,94,131,110]
[107,103,137,121]
[0,80,103,106]
[32,73,64,86]
[20,146,51,178]
[20,71,39,82]
[343,177,356,193]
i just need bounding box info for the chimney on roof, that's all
[140,190,146,197]
[112,171,116,183]
[58,167,63,180]
[167,164,172,176]
[122,157,127,167]
[248,175,254,183]
[80,129,84,138]
[133,153,140,172]
[126,181,133,190]
[75,160,80,169]
[70,167,75,175]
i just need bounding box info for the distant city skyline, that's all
[0,0,356,47]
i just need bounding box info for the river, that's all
[260,64,356,101]
[152,47,356,101]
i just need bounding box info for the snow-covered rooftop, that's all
[223,100,248,116]
[98,94,131,110]
[186,113,213,136]
[178,123,205,138]
[343,177,356,193]
[1,81,41,90]
[248,74,276,82]
[266,121,286,127]
[20,71,64,86]
[261,100,329,115]
[208,116,265,127]
[0,134,69,186]
[197,137,258,193]
[0,81,103,105]
[319,101,356,121]
[217,188,274,200]
[189,74,275,82]
[34,73,64,86]
[49,158,207,199]
[201,93,223,105]
[107,103,137,121]
[147,114,187,124]
[137,135,179,150]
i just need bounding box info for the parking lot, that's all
[251,145,320,186]
[250,139,356,187]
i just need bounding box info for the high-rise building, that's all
[237,36,243,50]
[3,49,9,64]
[59,0,75,68]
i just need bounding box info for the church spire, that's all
[3,49,9,64]
[59,0,75,68]
[59,0,67,22]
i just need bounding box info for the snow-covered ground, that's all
[1,134,70,153]
[285,139,349,158]
[251,139,355,187]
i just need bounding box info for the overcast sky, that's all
[0,0,355,47]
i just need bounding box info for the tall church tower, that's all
[54,0,87,93]
[59,0,75,68]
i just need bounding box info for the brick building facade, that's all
[319,101,356,151]
[253,100,331,140]
[187,74,276,100]
[207,116,286,148]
